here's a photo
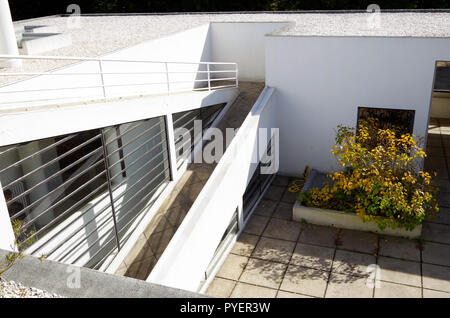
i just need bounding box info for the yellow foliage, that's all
[300,118,439,231]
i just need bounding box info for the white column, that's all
[165,113,179,180]
[17,140,55,228]
[0,0,21,68]
[0,180,16,251]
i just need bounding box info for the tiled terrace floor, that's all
[206,118,450,298]
[116,82,265,280]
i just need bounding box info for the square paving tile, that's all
[438,191,450,208]
[159,187,192,210]
[435,179,450,192]
[298,224,338,248]
[231,233,259,257]
[338,229,378,255]
[143,214,172,238]
[216,254,249,281]
[290,243,335,271]
[230,282,277,298]
[239,258,287,289]
[206,278,236,298]
[272,175,290,187]
[115,261,128,276]
[422,263,450,293]
[272,202,293,220]
[326,272,374,298]
[280,264,329,298]
[332,250,376,278]
[182,181,205,203]
[422,242,450,267]
[374,281,421,298]
[377,257,422,287]
[164,204,189,228]
[125,234,155,264]
[189,163,214,182]
[428,207,450,225]
[263,185,285,202]
[276,290,314,298]
[124,257,157,280]
[252,237,296,264]
[281,190,298,204]
[423,222,450,244]
[425,163,448,177]
[243,215,270,236]
[262,218,301,242]
[174,169,202,191]
[426,136,442,147]
[253,199,277,217]
[426,146,445,158]
[423,289,450,298]
[378,236,421,262]
[147,226,176,259]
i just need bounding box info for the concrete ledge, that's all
[0,249,206,298]
[24,25,58,33]
[293,169,422,239]
[21,33,72,55]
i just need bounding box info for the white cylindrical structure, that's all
[0,0,21,68]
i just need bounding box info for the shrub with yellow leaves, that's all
[300,118,439,231]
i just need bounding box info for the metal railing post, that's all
[98,60,107,100]
[207,63,211,91]
[165,62,170,95]
[235,63,239,88]
[100,129,121,252]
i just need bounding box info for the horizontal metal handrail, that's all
[0,54,237,65]
[0,54,239,107]
[0,70,237,76]
[7,146,103,210]
[2,133,102,190]
[0,78,238,95]
[56,166,169,263]
[70,168,169,265]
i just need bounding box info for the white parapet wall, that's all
[0,87,239,267]
[0,21,293,109]
[209,22,292,82]
[0,87,238,147]
[147,86,278,292]
[0,24,213,109]
[265,35,450,175]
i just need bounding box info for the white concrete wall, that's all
[210,22,291,82]
[0,180,15,251]
[0,87,238,148]
[0,24,212,109]
[265,36,450,175]
[0,88,238,266]
[148,87,279,292]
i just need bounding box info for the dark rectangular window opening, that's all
[242,138,274,221]
[0,115,171,270]
[357,107,415,136]
[172,103,226,167]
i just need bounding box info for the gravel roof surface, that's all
[1,12,449,85]
[0,278,62,298]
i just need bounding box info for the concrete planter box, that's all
[293,169,422,238]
